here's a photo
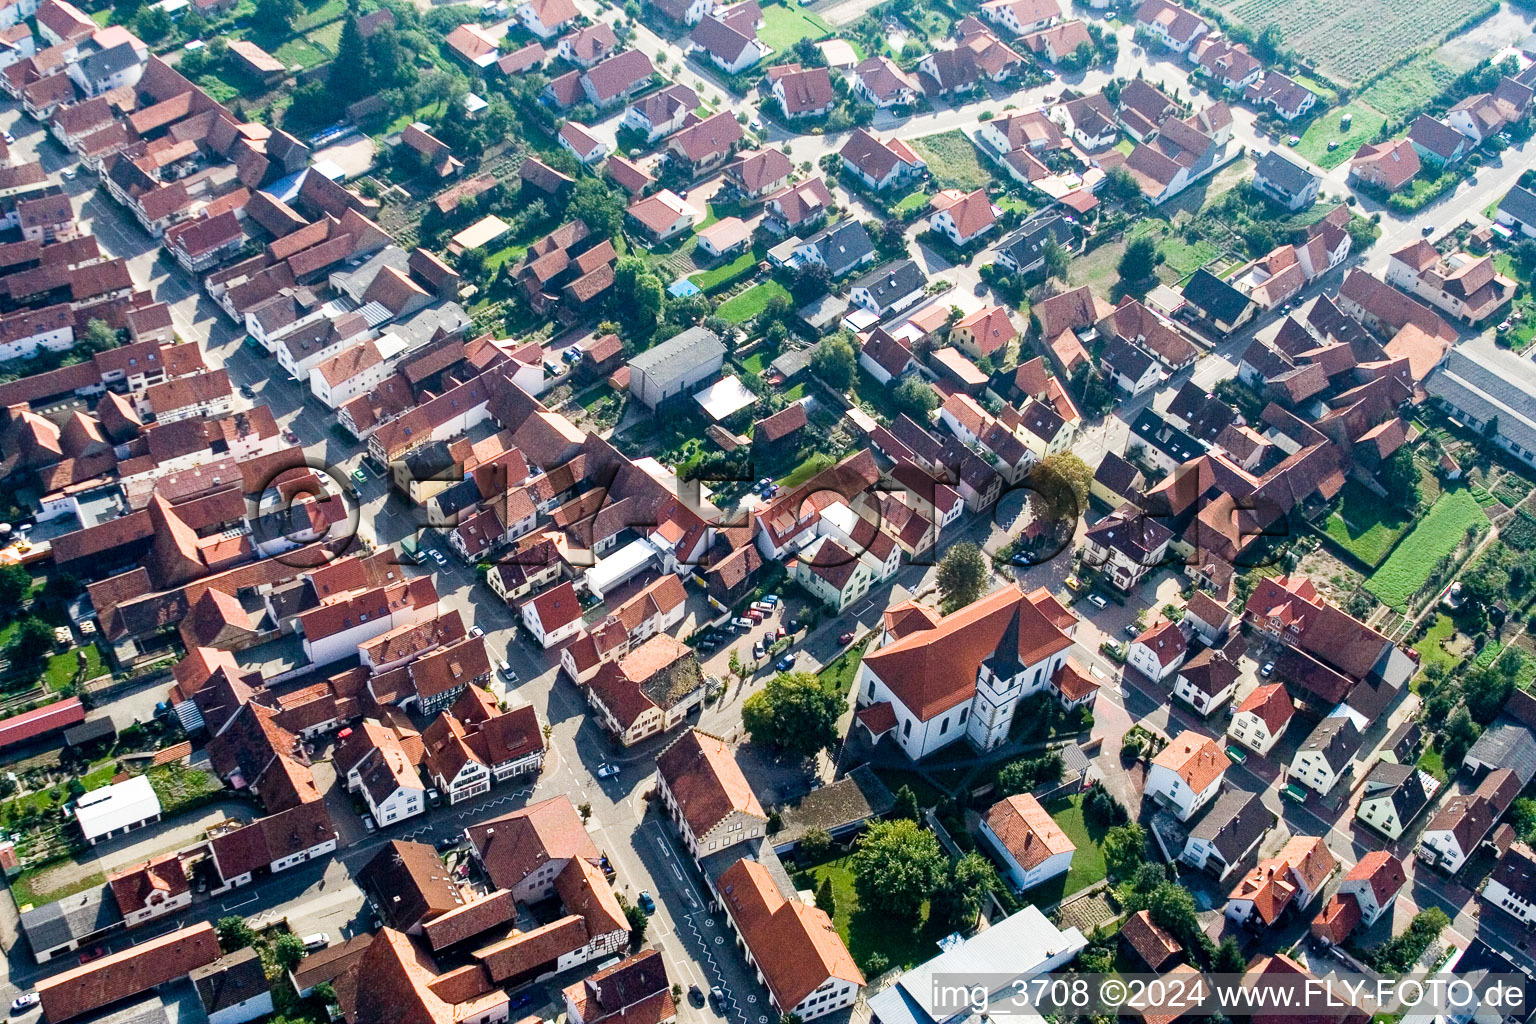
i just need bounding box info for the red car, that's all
[839,632,855,645]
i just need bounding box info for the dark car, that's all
[709,987,726,1010]
[637,890,655,913]
[689,986,704,1007]
[839,631,854,645]
[435,836,460,853]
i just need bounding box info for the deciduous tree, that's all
[741,672,841,757]
[937,541,987,612]
[850,818,946,918]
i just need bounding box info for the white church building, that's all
[851,585,1093,761]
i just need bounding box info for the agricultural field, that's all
[1359,54,1460,120]
[909,130,991,191]
[1293,103,1388,169]
[1323,480,1414,567]
[1366,486,1486,609]
[757,1,834,51]
[1216,0,1496,84]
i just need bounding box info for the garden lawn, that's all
[779,452,834,488]
[909,130,991,191]
[718,281,790,323]
[1015,793,1108,907]
[1417,744,1447,783]
[1366,486,1486,610]
[1322,480,1413,567]
[1292,104,1388,170]
[1159,236,1219,279]
[893,190,931,216]
[272,37,328,68]
[689,251,756,291]
[818,637,870,697]
[1413,614,1464,681]
[11,866,105,909]
[44,644,104,691]
[795,855,952,972]
[757,1,833,50]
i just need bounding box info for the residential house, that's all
[1496,184,1536,238]
[1418,769,1522,874]
[586,635,705,747]
[1355,761,1437,840]
[796,219,876,278]
[1171,646,1239,714]
[627,190,697,244]
[690,7,768,73]
[715,858,863,1022]
[336,719,426,826]
[1481,843,1536,926]
[108,853,192,928]
[1385,241,1515,326]
[581,49,655,108]
[1127,618,1187,682]
[1178,786,1272,880]
[839,129,926,191]
[724,147,793,200]
[980,792,1075,892]
[516,0,577,39]
[1145,730,1228,821]
[1244,71,1317,121]
[1080,502,1173,592]
[1409,113,1468,166]
[1133,0,1209,52]
[1290,714,1362,796]
[667,111,744,177]
[849,259,927,318]
[1225,836,1334,927]
[422,694,544,804]
[1180,268,1255,335]
[1311,851,1406,945]
[850,56,919,107]
[858,328,916,385]
[521,580,584,648]
[928,188,997,248]
[1226,682,1291,756]
[951,305,1017,361]
[465,795,602,900]
[980,0,1061,36]
[655,728,769,861]
[622,84,698,144]
[1191,36,1260,92]
[1350,138,1421,193]
[1253,150,1320,211]
[772,65,834,119]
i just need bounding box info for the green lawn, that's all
[796,855,952,972]
[739,350,769,374]
[1292,104,1388,170]
[44,644,104,691]
[272,36,328,68]
[757,1,833,50]
[779,452,835,488]
[1413,614,1465,681]
[718,281,790,323]
[486,242,529,272]
[893,190,931,216]
[1322,480,1414,567]
[1159,235,1220,279]
[1367,486,1486,610]
[689,251,756,291]
[818,636,870,697]
[1417,744,1447,783]
[11,867,104,910]
[1014,793,1109,907]
[909,130,991,191]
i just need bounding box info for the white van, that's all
[302,933,331,952]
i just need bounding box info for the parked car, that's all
[753,642,765,660]
[61,166,77,180]
[1087,593,1108,609]
[1261,661,1275,677]
[689,986,704,1007]
[762,594,780,607]
[839,631,855,645]
[11,993,39,1013]
[435,835,458,852]
[1123,624,1140,639]
[429,549,448,566]
[469,625,484,638]
[731,617,753,630]
[747,608,763,622]
[239,384,255,398]
[362,815,376,833]
[302,933,331,952]
[752,601,775,614]
[426,789,440,807]
[709,987,725,1010]
[637,891,655,913]
[596,762,620,778]
[775,653,797,672]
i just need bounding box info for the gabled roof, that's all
[656,728,765,837]
[863,585,1073,721]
